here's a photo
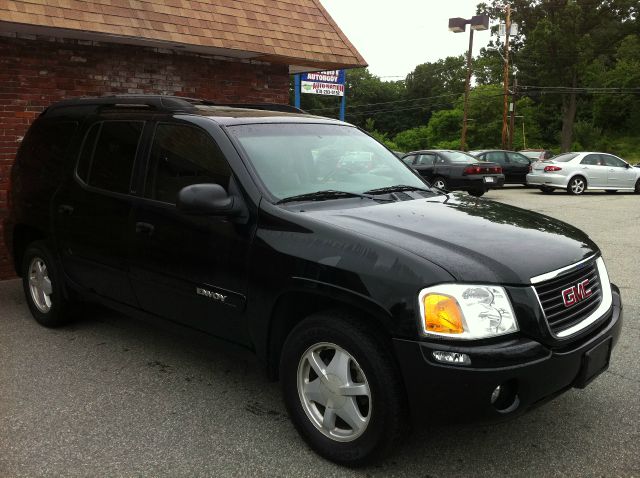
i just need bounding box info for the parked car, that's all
[5,96,623,466]
[469,149,531,185]
[527,152,640,195]
[401,149,504,196]
[520,149,554,161]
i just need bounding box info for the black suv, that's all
[5,96,623,466]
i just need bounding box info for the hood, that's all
[304,194,598,284]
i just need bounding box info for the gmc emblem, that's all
[561,279,592,307]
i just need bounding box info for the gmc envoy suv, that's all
[5,96,623,466]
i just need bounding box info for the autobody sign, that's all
[301,70,345,96]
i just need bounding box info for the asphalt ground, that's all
[1,186,638,477]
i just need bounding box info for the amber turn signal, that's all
[423,293,464,334]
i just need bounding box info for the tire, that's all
[540,186,554,194]
[22,241,74,327]
[567,176,586,195]
[605,190,618,194]
[635,179,640,194]
[431,176,447,190]
[468,189,485,197]
[280,311,406,466]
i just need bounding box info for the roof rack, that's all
[41,95,306,116]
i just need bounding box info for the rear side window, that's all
[581,154,601,166]
[506,152,530,164]
[402,155,416,165]
[18,120,78,181]
[145,124,231,204]
[553,153,580,162]
[485,152,506,164]
[76,121,144,194]
[416,154,435,166]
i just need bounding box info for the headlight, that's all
[418,284,518,339]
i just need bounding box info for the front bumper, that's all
[393,286,623,425]
[526,172,568,188]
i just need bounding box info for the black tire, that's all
[567,176,586,195]
[605,190,618,194]
[22,241,74,327]
[468,189,485,197]
[280,311,406,466]
[431,176,447,190]
[635,179,640,194]
[540,186,554,194]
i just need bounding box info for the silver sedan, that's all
[526,152,640,195]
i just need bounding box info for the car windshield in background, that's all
[439,151,479,163]
[228,124,428,201]
[552,153,580,162]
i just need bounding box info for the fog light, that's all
[432,351,471,365]
[491,385,501,404]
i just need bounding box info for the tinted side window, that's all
[18,120,78,181]
[145,124,231,204]
[402,155,416,165]
[485,152,506,164]
[506,152,530,164]
[76,123,100,183]
[85,121,143,194]
[416,154,435,166]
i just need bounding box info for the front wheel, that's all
[567,176,586,195]
[22,241,74,327]
[280,312,406,466]
[635,179,640,194]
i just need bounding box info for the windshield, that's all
[552,153,579,162]
[228,123,428,201]
[438,151,479,163]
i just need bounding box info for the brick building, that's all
[0,0,366,279]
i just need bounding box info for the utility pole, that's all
[501,4,511,149]
[509,73,517,149]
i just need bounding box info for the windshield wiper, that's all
[364,185,434,195]
[276,190,395,205]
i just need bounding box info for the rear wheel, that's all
[567,176,586,195]
[432,176,447,190]
[540,186,554,194]
[280,312,406,466]
[22,241,74,327]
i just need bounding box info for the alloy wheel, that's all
[297,342,371,442]
[28,257,53,313]
[570,178,585,195]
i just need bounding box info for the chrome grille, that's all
[533,259,602,335]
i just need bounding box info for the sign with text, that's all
[301,70,345,96]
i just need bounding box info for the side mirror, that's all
[625,163,631,169]
[177,184,238,216]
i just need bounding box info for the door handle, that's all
[135,222,155,235]
[57,204,74,215]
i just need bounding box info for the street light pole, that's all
[448,14,489,151]
[461,28,474,152]
[501,4,511,149]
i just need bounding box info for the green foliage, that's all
[392,126,430,152]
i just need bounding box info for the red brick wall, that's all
[0,34,290,280]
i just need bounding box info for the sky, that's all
[319,0,495,79]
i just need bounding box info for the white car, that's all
[526,152,640,195]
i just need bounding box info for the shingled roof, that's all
[0,0,367,72]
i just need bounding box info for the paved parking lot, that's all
[1,187,638,477]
